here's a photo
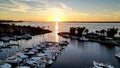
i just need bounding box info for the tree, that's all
[100,29,106,36]
[0,28,3,36]
[95,30,100,34]
[77,27,85,37]
[70,27,76,36]
[6,27,14,36]
[119,32,120,37]
[106,27,119,38]
[84,29,89,34]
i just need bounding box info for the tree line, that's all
[0,23,51,37]
[70,27,119,38]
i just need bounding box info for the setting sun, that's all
[54,17,60,22]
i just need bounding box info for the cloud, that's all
[32,2,73,16]
[114,11,120,20]
[83,9,120,21]
[17,0,47,3]
[0,0,48,12]
[0,0,30,12]
[114,11,120,16]
[0,0,90,21]
[17,0,33,2]
[59,2,72,11]
[0,0,73,13]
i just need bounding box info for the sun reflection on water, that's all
[55,22,59,42]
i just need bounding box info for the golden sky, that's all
[0,0,120,22]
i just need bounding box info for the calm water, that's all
[0,22,120,68]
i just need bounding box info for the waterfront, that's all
[0,22,120,68]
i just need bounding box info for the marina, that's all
[0,22,120,68]
[0,40,68,68]
[0,0,120,67]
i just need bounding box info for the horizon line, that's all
[0,20,120,23]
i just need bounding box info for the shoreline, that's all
[0,23,52,42]
[58,32,120,46]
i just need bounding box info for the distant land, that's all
[0,20,23,23]
[60,21,120,23]
[0,20,120,23]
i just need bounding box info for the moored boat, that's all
[5,56,22,64]
[35,46,42,51]
[24,51,35,56]
[26,58,40,65]
[16,66,30,68]
[93,61,114,68]
[0,42,10,48]
[22,34,32,40]
[115,52,120,59]
[79,36,89,41]
[26,57,46,68]
[0,63,11,68]
[59,41,69,46]
[71,36,78,39]
[47,59,53,65]
[16,52,28,59]
[0,36,10,42]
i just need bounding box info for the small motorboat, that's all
[24,51,35,56]
[0,42,10,48]
[26,57,42,66]
[40,57,47,63]
[115,52,120,59]
[5,56,22,64]
[71,36,78,39]
[26,60,39,66]
[79,36,89,41]
[16,52,28,59]
[35,46,42,51]
[24,48,32,51]
[30,57,42,63]
[31,49,38,53]
[26,57,45,68]
[59,41,69,46]
[1,36,10,42]
[36,53,45,57]
[47,59,53,65]
[22,34,32,40]
[16,66,30,68]
[40,45,46,48]
[93,61,114,68]
[45,54,56,60]
[0,63,11,68]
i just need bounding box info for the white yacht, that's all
[0,63,11,68]
[5,56,22,64]
[16,66,30,68]
[1,36,10,42]
[79,36,89,41]
[115,52,120,59]
[93,61,114,68]
[16,52,28,59]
